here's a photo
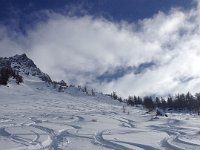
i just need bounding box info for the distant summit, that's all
[0,53,52,85]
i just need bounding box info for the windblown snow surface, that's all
[1,77,200,150]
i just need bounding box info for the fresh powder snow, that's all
[0,55,200,150]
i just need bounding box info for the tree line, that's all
[109,91,200,113]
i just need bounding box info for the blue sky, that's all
[0,0,194,32]
[1,0,200,97]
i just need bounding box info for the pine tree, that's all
[91,89,95,96]
[127,96,134,106]
[0,67,10,85]
[143,96,155,111]
[112,92,118,100]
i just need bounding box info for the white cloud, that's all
[24,15,162,84]
[1,1,200,97]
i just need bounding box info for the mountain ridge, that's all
[0,53,52,84]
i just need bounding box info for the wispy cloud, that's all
[1,1,200,97]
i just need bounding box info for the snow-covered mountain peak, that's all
[0,53,52,83]
[11,53,37,68]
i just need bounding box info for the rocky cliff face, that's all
[0,54,52,85]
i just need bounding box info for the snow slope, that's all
[1,77,200,150]
[1,54,200,150]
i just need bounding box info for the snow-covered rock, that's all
[0,54,52,83]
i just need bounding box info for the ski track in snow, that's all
[1,81,200,150]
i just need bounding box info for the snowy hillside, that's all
[1,54,200,150]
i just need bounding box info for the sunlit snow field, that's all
[1,78,200,150]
